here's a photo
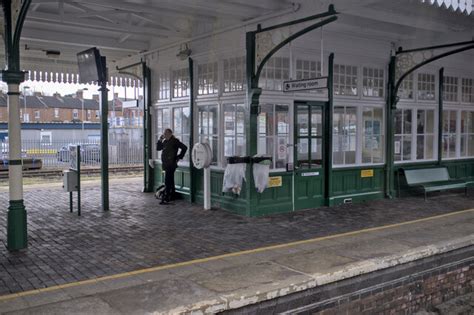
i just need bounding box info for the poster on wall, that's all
[394,141,401,154]
[277,140,287,160]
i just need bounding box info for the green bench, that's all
[401,167,467,201]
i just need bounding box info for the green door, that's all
[294,102,325,210]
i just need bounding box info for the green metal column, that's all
[143,64,154,192]
[324,53,334,205]
[385,56,396,199]
[438,68,444,165]
[245,31,261,216]
[1,0,32,251]
[99,79,109,211]
[189,57,196,202]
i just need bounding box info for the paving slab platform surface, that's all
[0,177,473,314]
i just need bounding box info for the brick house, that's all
[0,90,140,126]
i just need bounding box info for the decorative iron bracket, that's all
[391,40,474,108]
[250,5,338,87]
[1,0,32,73]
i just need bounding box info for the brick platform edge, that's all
[223,245,474,314]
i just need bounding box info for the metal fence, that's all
[1,139,144,168]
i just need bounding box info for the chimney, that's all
[34,91,42,96]
[92,94,99,101]
[76,90,84,99]
[114,92,119,100]
[53,92,61,98]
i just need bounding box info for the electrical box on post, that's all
[63,170,78,192]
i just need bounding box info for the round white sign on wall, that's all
[192,142,212,169]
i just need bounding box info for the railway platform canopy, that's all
[0,0,473,312]
[1,0,473,218]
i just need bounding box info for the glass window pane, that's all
[417,110,426,134]
[297,106,309,136]
[424,135,434,160]
[403,137,411,160]
[276,136,288,168]
[173,108,182,133]
[416,135,424,159]
[395,110,402,134]
[311,138,322,167]
[394,135,402,161]
[182,107,190,134]
[311,108,322,136]
[442,135,449,158]
[461,111,468,133]
[426,110,434,133]
[468,135,474,156]
[297,138,309,168]
[449,112,456,133]
[461,135,467,156]
[403,109,412,134]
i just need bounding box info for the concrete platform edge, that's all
[1,234,472,314]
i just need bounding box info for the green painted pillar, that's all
[1,0,32,251]
[189,57,196,202]
[246,31,261,216]
[7,83,27,250]
[438,68,444,165]
[385,56,396,198]
[100,80,109,211]
[325,53,334,205]
[143,64,154,193]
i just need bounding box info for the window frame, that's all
[222,102,246,165]
[333,63,359,97]
[197,62,219,96]
[172,68,190,99]
[333,105,358,166]
[394,105,438,164]
[461,77,474,104]
[197,103,219,165]
[416,72,437,102]
[257,103,291,170]
[258,56,290,91]
[443,75,459,103]
[158,71,171,101]
[222,56,246,94]
[362,66,385,98]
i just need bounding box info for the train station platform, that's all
[0,177,473,314]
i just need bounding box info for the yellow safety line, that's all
[0,207,473,302]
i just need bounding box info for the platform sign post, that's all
[67,145,81,216]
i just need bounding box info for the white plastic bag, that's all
[222,163,246,195]
[253,163,270,193]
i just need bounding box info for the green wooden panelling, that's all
[329,192,384,206]
[254,172,293,216]
[193,169,294,217]
[294,171,324,210]
[329,166,384,206]
[153,162,190,194]
[155,159,474,215]
[331,167,384,195]
[193,169,248,215]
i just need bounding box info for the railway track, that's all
[0,165,144,179]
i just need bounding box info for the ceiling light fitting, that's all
[176,43,191,60]
[25,44,61,59]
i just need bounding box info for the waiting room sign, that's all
[283,77,328,92]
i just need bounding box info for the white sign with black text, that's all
[283,77,328,92]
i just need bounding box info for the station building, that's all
[126,1,474,217]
